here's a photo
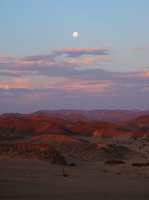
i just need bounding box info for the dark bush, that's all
[132,163,149,166]
[69,163,76,166]
[107,144,113,147]
[104,160,125,164]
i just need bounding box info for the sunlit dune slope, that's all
[0,117,71,136]
[128,129,149,138]
[68,121,131,137]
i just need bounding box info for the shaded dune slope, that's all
[0,143,67,165]
[27,134,129,161]
[116,114,149,129]
[116,114,149,137]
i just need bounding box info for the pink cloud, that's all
[53,47,110,57]
[0,78,112,94]
[128,46,149,51]
[0,55,15,61]
[65,57,111,66]
[0,78,50,90]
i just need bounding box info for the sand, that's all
[0,137,149,200]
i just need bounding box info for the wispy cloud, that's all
[128,46,149,51]
[52,47,111,58]
[0,71,32,77]
[20,47,111,62]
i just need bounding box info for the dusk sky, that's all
[0,0,149,114]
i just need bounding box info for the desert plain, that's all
[0,110,149,200]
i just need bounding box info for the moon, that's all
[73,32,78,37]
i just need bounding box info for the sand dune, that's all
[68,121,131,137]
[25,134,128,161]
[0,117,71,136]
[0,143,67,165]
[116,114,149,129]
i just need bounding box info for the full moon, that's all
[73,32,78,37]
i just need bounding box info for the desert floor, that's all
[0,137,149,200]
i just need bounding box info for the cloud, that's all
[20,54,54,62]
[0,55,15,61]
[20,47,111,62]
[64,57,113,66]
[0,71,32,77]
[128,46,149,51]
[13,78,29,83]
[53,47,110,58]
[0,47,113,74]
[1,70,149,94]
[0,78,55,90]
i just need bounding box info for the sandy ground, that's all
[0,137,149,200]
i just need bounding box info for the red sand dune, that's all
[128,130,149,138]
[68,121,131,137]
[116,114,149,131]
[0,117,71,136]
[0,115,148,138]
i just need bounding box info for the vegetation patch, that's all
[134,137,138,140]
[130,137,138,140]
[107,144,113,147]
[104,160,125,164]
[132,162,149,166]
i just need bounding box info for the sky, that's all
[0,0,149,114]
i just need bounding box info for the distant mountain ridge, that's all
[1,109,149,123]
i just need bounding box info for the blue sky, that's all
[0,0,149,113]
